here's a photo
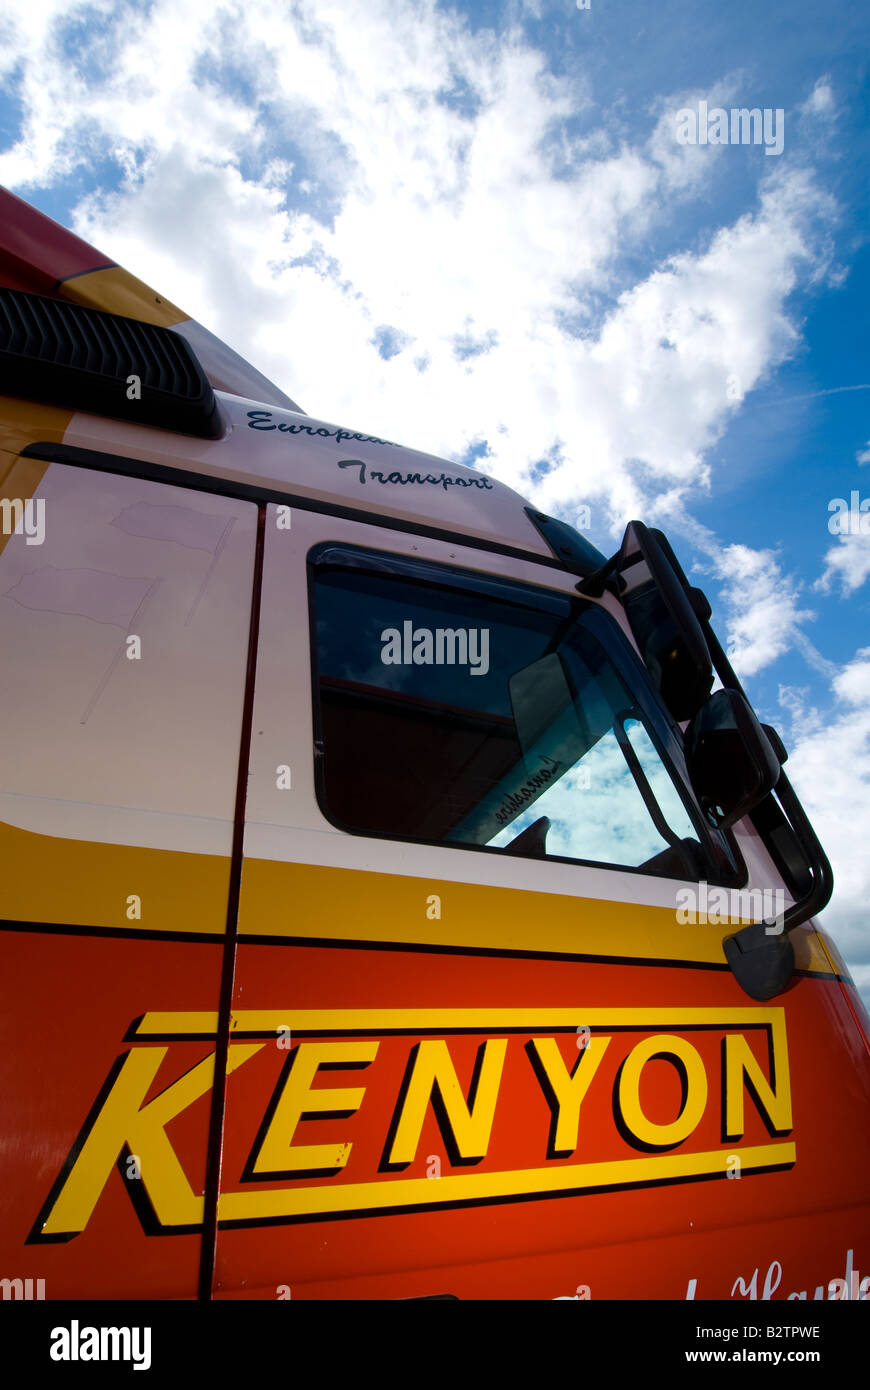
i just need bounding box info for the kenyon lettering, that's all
[247,411,396,446]
[338,459,493,491]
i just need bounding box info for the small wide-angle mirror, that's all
[684,688,781,829]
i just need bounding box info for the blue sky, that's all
[1,0,868,998]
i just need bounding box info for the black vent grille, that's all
[0,288,221,439]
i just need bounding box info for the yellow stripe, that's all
[135,1005,783,1037]
[814,928,849,979]
[216,1142,795,1221]
[59,266,186,329]
[0,819,229,935]
[0,399,74,458]
[239,858,835,973]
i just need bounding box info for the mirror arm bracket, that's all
[699,622,833,935]
[574,551,621,598]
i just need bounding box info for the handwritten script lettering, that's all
[337,459,494,492]
[247,410,396,446]
[494,755,563,826]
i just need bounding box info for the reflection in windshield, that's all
[488,725,696,865]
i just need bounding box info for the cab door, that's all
[201,505,697,1295]
[210,499,870,1302]
[0,453,258,1298]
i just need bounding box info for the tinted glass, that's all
[311,549,704,877]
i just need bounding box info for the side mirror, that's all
[581,521,713,722]
[685,689,781,829]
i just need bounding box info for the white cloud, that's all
[647,78,740,190]
[652,509,835,682]
[800,77,835,117]
[781,649,870,1001]
[704,543,818,679]
[0,0,838,545]
[816,532,870,596]
[856,440,870,465]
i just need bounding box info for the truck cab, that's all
[1,189,868,1301]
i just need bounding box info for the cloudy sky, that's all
[1,0,868,1000]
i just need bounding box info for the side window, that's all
[310,546,712,880]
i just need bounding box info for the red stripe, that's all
[0,186,115,296]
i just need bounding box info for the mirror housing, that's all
[580,521,713,722]
[685,689,781,829]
